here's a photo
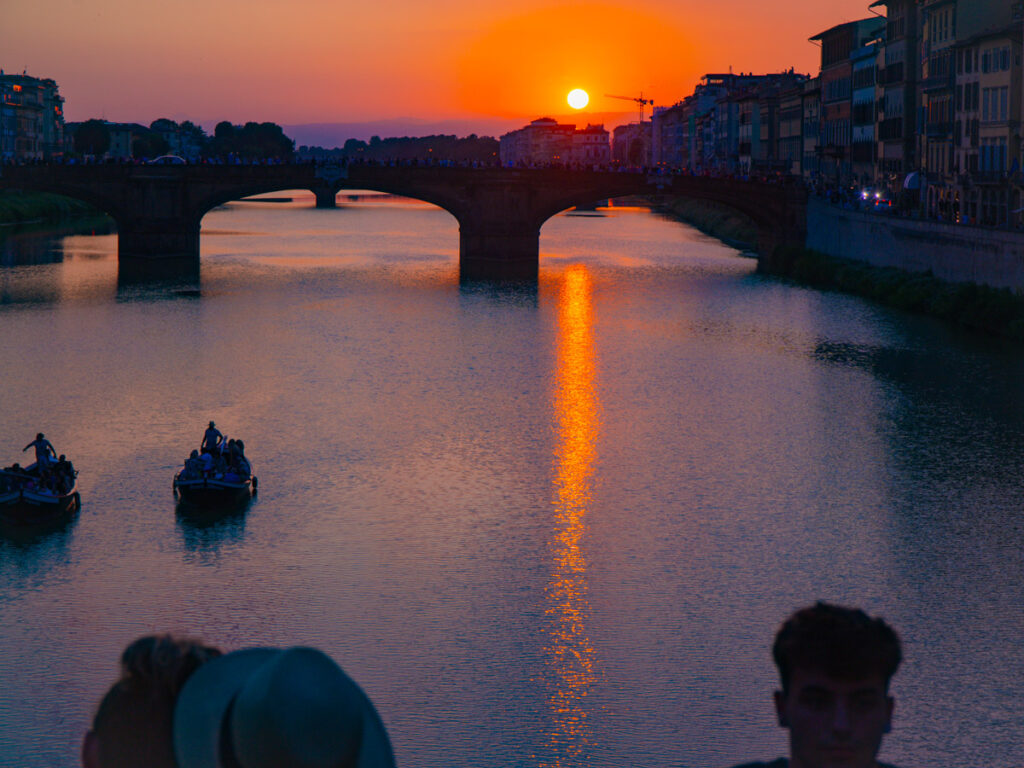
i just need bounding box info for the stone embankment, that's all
[771,198,1024,340]
[658,192,1024,340]
[805,198,1024,291]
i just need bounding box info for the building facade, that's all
[499,118,577,165]
[499,118,609,167]
[802,78,822,181]
[872,0,920,191]
[611,122,652,166]
[570,124,612,166]
[0,71,64,161]
[851,34,880,185]
[777,85,805,175]
[810,18,885,186]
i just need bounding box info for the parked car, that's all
[148,155,186,165]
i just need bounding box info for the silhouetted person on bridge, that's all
[727,602,903,768]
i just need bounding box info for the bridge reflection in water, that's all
[543,264,600,766]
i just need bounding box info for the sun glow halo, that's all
[567,89,589,110]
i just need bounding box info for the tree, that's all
[131,131,169,159]
[206,120,294,160]
[150,118,177,132]
[73,119,111,156]
[214,121,235,140]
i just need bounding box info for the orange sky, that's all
[5,0,879,131]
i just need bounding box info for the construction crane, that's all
[604,93,654,123]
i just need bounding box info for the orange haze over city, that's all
[6,0,876,130]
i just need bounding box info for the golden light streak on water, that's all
[542,264,600,767]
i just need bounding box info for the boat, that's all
[173,438,257,509]
[0,467,81,525]
[173,470,256,508]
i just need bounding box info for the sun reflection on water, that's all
[542,264,600,767]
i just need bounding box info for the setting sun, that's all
[567,89,589,110]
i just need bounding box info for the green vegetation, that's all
[73,119,112,156]
[208,121,294,160]
[656,197,757,250]
[769,246,1024,340]
[0,191,102,227]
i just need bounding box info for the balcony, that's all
[922,72,953,93]
[926,121,953,138]
[877,63,905,86]
[878,118,904,141]
[971,170,1010,185]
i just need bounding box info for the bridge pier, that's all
[117,220,201,283]
[313,187,337,209]
[118,221,200,260]
[459,226,539,281]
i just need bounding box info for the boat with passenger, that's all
[0,446,80,525]
[173,424,257,508]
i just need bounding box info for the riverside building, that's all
[0,71,64,161]
[499,118,609,166]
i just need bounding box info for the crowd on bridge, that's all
[6,154,1021,231]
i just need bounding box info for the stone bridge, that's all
[0,164,807,279]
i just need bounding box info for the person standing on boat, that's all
[201,422,223,456]
[23,433,56,469]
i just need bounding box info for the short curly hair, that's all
[91,634,222,768]
[772,602,902,694]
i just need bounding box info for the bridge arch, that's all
[0,165,806,279]
[192,180,466,230]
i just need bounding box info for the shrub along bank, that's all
[655,197,758,251]
[0,190,100,226]
[766,246,1024,341]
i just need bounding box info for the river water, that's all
[1,193,1022,768]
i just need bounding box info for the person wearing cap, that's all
[728,601,903,768]
[82,634,223,768]
[173,645,396,768]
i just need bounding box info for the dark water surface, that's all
[1,194,1022,767]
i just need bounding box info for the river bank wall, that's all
[805,197,1024,291]
[657,192,1024,339]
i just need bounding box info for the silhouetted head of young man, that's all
[82,634,222,768]
[769,602,902,768]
